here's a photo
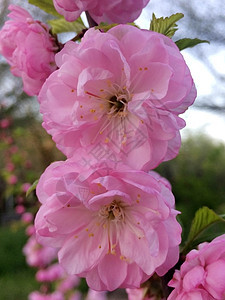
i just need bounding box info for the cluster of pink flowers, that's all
[0,5,58,96]
[168,234,225,299]
[53,0,150,24]
[4,1,224,299]
[0,1,195,296]
[0,113,34,215]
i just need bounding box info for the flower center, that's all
[109,95,127,113]
[99,200,125,221]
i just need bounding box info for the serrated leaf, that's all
[175,38,209,51]
[26,179,39,198]
[182,206,225,254]
[150,13,184,38]
[28,0,61,17]
[48,17,86,35]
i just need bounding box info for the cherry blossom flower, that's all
[39,25,196,170]
[26,224,36,236]
[0,118,11,128]
[28,291,64,300]
[23,235,58,268]
[53,0,150,23]
[57,273,80,292]
[7,174,18,185]
[15,204,25,214]
[21,182,32,193]
[6,162,15,172]
[168,234,225,300]
[34,156,181,291]
[0,5,58,96]
[21,212,33,224]
[36,263,65,282]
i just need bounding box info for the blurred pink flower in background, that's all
[68,292,82,300]
[168,234,225,300]
[15,204,25,214]
[7,174,18,185]
[26,224,36,236]
[0,5,58,96]
[21,212,33,224]
[39,25,196,171]
[0,118,11,128]
[57,273,80,293]
[29,291,64,300]
[9,145,18,154]
[21,182,32,193]
[86,289,107,300]
[36,263,65,282]
[6,162,15,172]
[23,235,58,268]
[53,0,150,23]
[34,155,181,291]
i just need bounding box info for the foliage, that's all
[48,17,86,34]
[175,38,209,50]
[149,13,184,38]
[0,225,38,300]
[157,134,225,238]
[28,0,60,17]
[182,206,225,253]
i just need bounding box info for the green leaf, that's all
[95,22,118,32]
[150,13,184,38]
[175,38,210,51]
[28,0,61,17]
[95,22,138,32]
[182,206,225,254]
[48,17,86,35]
[26,179,39,198]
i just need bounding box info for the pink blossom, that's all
[23,235,58,268]
[53,0,150,23]
[25,160,33,169]
[35,157,181,291]
[26,224,36,236]
[7,174,18,185]
[28,291,64,300]
[6,162,15,172]
[15,204,25,214]
[0,118,11,128]
[9,145,18,154]
[5,136,13,144]
[69,292,82,300]
[57,274,80,292]
[21,182,32,193]
[21,212,33,224]
[168,234,225,300]
[0,5,58,96]
[36,263,64,282]
[39,25,196,170]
